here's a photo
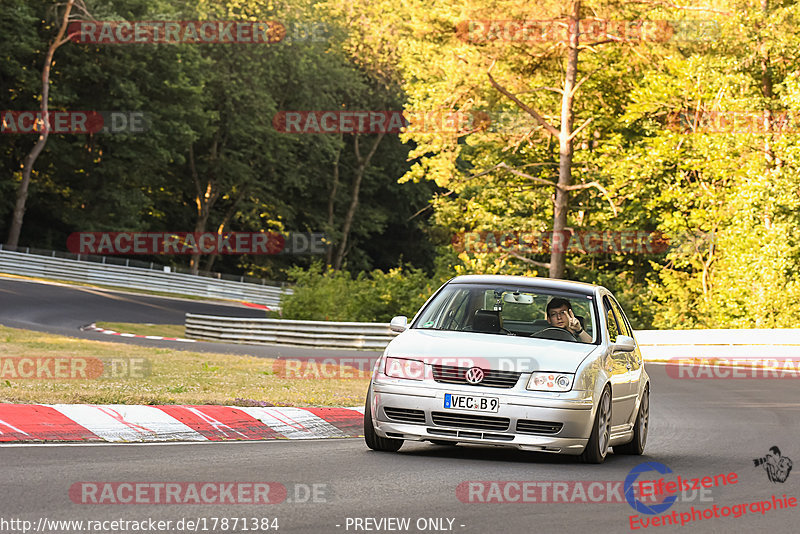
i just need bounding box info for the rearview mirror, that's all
[503,293,534,304]
[612,335,636,352]
[390,315,408,333]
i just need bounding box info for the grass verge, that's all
[0,325,368,406]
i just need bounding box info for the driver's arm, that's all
[574,329,592,343]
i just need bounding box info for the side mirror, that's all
[611,335,636,352]
[390,315,408,333]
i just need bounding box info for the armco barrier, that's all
[0,248,288,308]
[184,315,800,356]
[634,329,800,359]
[185,314,396,349]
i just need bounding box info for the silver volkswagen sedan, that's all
[364,275,649,463]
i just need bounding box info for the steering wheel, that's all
[530,327,578,342]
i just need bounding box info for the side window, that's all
[603,296,620,343]
[609,298,632,338]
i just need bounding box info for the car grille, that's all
[383,407,426,424]
[515,419,563,435]
[432,365,521,388]
[427,428,515,441]
[431,411,510,431]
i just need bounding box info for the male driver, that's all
[545,297,592,342]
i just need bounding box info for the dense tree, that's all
[3,0,800,328]
[0,0,435,279]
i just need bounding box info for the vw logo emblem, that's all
[465,367,485,384]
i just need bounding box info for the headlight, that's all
[384,357,426,380]
[527,372,574,392]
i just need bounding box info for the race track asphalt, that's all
[2,363,798,534]
[0,276,381,360]
[1,275,798,533]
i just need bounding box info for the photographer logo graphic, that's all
[753,446,793,483]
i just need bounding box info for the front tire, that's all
[579,386,611,464]
[363,388,403,452]
[614,385,649,455]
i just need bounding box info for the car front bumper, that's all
[370,380,597,455]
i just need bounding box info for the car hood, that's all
[385,329,599,373]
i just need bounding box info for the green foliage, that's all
[281,263,449,322]
[6,0,800,330]
[0,0,436,277]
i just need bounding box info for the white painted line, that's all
[0,436,358,448]
[82,323,196,343]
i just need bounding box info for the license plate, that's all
[444,393,499,413]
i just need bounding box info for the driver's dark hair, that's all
[546,297,572,315]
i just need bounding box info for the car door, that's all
[610,296,643,400]
[602,295,635,426]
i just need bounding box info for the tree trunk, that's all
[6,0,76,248]
[326,134,344,267]
[758,0,779,231]
[549,0,580,279]
[760,0,775,168]
[189,143,219,275]
[202,187,247,274]
[333,132,385,270]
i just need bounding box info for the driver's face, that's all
[547,305,571,328]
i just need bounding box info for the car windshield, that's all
[412,284,598,344]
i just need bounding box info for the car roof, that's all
[447,274,603,296]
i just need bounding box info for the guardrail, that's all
[185,314,395,349]
[634,329,800,359]
[0,248,289,308]
[185,314,800,357]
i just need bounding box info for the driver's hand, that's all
[567,309,581,333]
